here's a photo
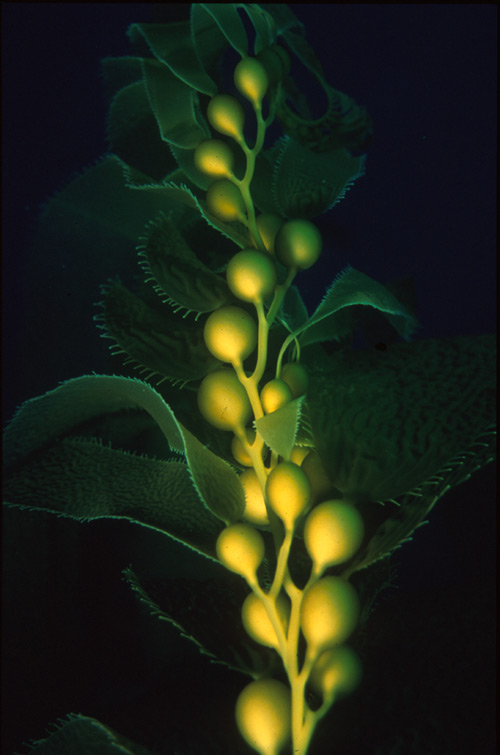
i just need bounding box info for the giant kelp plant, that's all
[3,5,496,755]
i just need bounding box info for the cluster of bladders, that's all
[193,47,364,755]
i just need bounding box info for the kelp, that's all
[3,4,495,755]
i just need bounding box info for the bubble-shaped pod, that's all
[280,362,309,398]
[216,523,264,583]
[194,138,235,179]
[275,219,322,270]
[197,368,251,432]
[207,94,245,141]
[241,592,290,649]
[256,213,284,254]
[265,461,311,530]
[234,57,269,108]
[235,678,291,755]
[260,378,292,414]
[309,645,362,702]
[226,249,277,304]
[206,179,246,222]
[231,428,255,467]
[203,305,257,365]
[300,576,359,655]
[304,500,364,573]
[240,468,269,526]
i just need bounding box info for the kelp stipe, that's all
[2,5,496,755]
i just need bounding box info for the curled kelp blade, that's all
[3,438,222,562]
[129,20,219,96]
[3,375,245,526]
[305,334,496,505]
[96,280,220,385]
[252,137,365,219]
[124,568,281,679]
[138,213,230,317]
[266,5,374,153]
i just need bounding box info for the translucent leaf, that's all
[97,281,220,384]
[24,713,154,755]
[254,397,304,460]
[295,267,418,347]
[138,213,231,317]
[190,3,245,83]
[106,80,174,181]
[3,375,245,525]
[194,3,248,57]
[305,334,496,505]
[128,21,218,96]
[277,285,309,333]
[4,438,221,561]
[252,137,365,219]
[141,58,210,149]
[241,4,277,54]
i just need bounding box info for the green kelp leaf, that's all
[32,156,181,277]
[128,21,218,96]
[142,214,230,309]
[4,439,221,561]
[254,397,304,460]
[141,58,210,149]
[97,281,220,384]
[253,138,366,219]
[304,334,496,505]
[251,139,364,219]
[124,568,280,678]
[294,267,418,348]
[269,11,373,153]
[106,80,174,182]
[25,713,154,755]
[138,213,231,317]
[241,4,276,53]
[3,375,245,525]
[192,4,248,58]
[278,285,309,333]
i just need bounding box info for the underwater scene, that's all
[2,4,496,755]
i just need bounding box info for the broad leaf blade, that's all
[3,438,221,561]
[305,334,496,503]
[4,375,245,525]
[297,267,418,347]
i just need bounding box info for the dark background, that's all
[2,4,496,755]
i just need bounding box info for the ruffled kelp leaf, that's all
[124,568,280,679]
[191,3,248,59]
[294,267,418,348]
[141,58,210,149]
[252,137,365,218]
[254,397,304,460]
[96,280,220,384]
[128,21,218,96]
[137,213,231,317]
[3,375,245,525]
[304,334,496,507]
[3,438,222,561]
[23,713,154,755]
